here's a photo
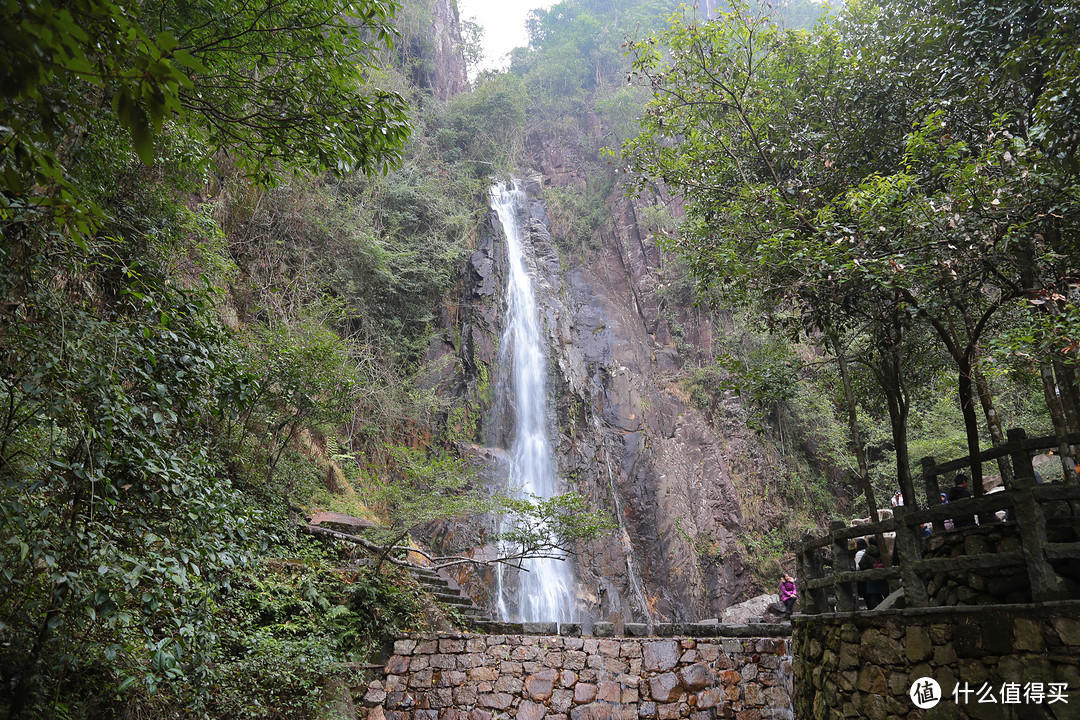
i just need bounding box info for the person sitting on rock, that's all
[778,574,798,614]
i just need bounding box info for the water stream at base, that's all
[490,180,575,624]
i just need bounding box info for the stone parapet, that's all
[793,601,1080,719]
[360,632,793,720]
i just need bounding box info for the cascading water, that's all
[489,180,575,624]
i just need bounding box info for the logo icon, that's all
[910,677,942,709]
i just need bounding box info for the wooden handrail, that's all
[796,423,1080,614]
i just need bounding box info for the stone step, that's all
[433,591,474,607]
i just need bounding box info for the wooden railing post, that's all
[1007,428,1036,485]
[921,456,943,533]
[893,505,929,608]
[1008,428,1063,602]
[803,544,829,614]
[830,520,855,612]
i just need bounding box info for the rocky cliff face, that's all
[430,174,775,625]
[410,0,468,101]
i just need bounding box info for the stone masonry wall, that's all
[793,602,1080,720]
[360,632,793,720]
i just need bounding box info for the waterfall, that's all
[490,180,575,624]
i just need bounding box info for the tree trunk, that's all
[1053,359,1080,434]
[957,354,983,497]
[837,349,878,521]
[974,365,1013,487]
[883,349,915,508]
[1040,361,1079,484]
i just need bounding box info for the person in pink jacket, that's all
[779,574,798,614]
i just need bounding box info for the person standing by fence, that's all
[779,574,798,614]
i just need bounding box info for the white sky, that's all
[456,0,559,74]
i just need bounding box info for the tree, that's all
[1,0,410,235]
[622,0,1080,502]
[312,445,615,574]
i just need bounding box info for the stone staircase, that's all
[406,566,490,623]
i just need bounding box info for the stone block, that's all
[525,669,558,701]
[570,703,612,720]
[697,644,719,663]
[719,670,741,686]
[742,683,764,707]
[565,638,585,651]
[649,672,683,703]
[656,703,686,720]
[905,627,932,663]
[417,641,439,654]
[545,651,566,669]
[470,667,499,683]
[478,693,513,711]
[410,669,434,689]
[454,686,478,705]
[524,622,559,636]
[364,686,388,705]
[1013,618,1045,652]
[639,702,657,718]
[644,641,681,673]
[598,639,621,657]
[565,651,588,670]
[622,642,643,658]
[681,663,714,691]
[858,630,901,665]
[855,666,886,695]
[387,656,411,675]
[430,654,456,670]
[560,670,578,688]
[440,639,465,653]
[696,689,722,709]
[625,623,649,637]
[574,683,597,704]
[603,657,629,674]
[597,680,621,702]
[468,710,493,720]
[395,640,418,656]
[512,646,541,661]
[517,700,548,720]
[458,653,484,669]
[551,689,574,714]
[438,670,466,688]
[429,688,453,708]
[412,656,430,672]
[494,675,523,694]
[593,622,616,637]
[560,623,583,637]
[1053,618,1080,646]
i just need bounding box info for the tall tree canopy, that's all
[623,0,1080,501]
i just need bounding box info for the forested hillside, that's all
[2,0,1078,716]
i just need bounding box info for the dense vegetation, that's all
[0,0,558,716]
[622,0,1080,516]
[3,0,1077,714]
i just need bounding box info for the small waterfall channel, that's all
[489,181,576,624]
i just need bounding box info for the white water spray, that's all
[490,180,575,623]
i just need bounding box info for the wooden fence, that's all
[797,428,1080,614]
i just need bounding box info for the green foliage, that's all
[0,240,267,717]
[1,0,410,234]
